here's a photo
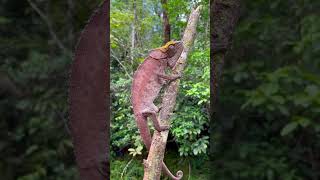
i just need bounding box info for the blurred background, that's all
[0,0,103,179]
[1,0,319,180]
[211,0,320,179]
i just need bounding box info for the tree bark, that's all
[131,0,137,73]
[161,0,171,44]
[143,6,202,180]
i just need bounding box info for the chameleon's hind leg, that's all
[151,103,161,113]
[141,109,170,132]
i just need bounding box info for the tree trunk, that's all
[210,0,241,172]
[131,0,137,73]
[161,0,171,44]
[143,6,202,180]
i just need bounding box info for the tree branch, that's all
[161,0,171,44]
[27,0,69,55]
[110,49,132,80]
[143,6,202,180]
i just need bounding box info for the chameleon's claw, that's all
[143,159,150,168]
[159,125,170,131]
[176,73,182,79]
[172,74,182,81]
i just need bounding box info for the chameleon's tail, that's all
[135,114,152,149]
[162,161,183,180]
[135,114,183,180]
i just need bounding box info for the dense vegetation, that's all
[0,0,103,179]
[1,0,319,179]
[211,0,320,179]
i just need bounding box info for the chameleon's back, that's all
[131,57,164,114]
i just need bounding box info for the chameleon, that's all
[69,1,109,179]
[131,40,184,180]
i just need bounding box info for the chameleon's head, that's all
[158,40,183,58]
[149,40,183,61]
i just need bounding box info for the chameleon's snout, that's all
[174,41,183,49]
[175,40,182,45]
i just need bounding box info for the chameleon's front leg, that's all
[141,109,170,131]
[156,72,182,82]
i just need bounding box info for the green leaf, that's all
[25,145,38,156]
[270,95,285,104]
[305,85,319,96]
[295,116,311,127]
[261,83,279,96]
[281,122,298,136]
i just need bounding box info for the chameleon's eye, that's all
[169,45,174,49]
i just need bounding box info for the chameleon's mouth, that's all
[175,41,183,49]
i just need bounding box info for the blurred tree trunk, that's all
[131,0,137,73]
[210,0,241,164]
[161,0,170,44]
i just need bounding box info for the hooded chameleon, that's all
[131,40,184,180]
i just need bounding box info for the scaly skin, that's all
[131,40,184,180]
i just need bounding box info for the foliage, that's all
[0,0,102,179]
[210,0,320,179]
[110,152,210,180]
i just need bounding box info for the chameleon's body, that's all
[131,40,184,180]
[69,1,109,179]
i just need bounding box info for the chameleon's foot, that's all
[143,159,150,168]
[176,73,182,79]
[158,125,170,131]
[171,73,182,81]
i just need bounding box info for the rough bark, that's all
[143,6,202,180]
[68,1,109,180]
[161,0,171,44]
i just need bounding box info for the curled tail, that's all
[135,113,183,180]
[162,161,183,180]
